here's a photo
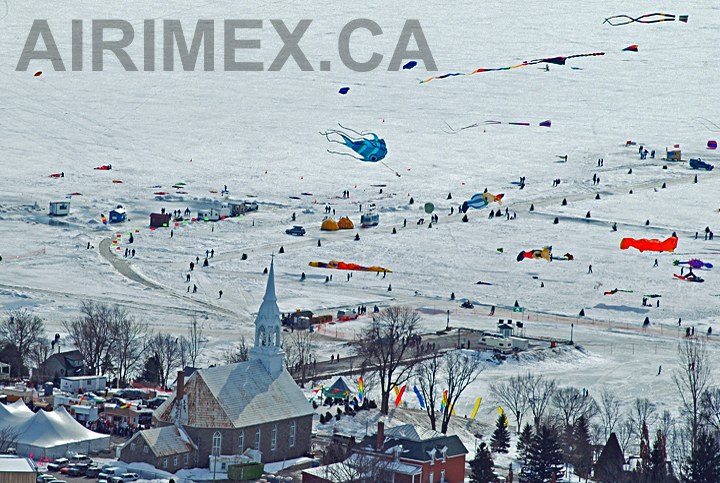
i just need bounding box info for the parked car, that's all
[67,463,90,476]
[85,466,103,477]
[46,458,69,471]
[59,465,74,474]
[69,454,92,464]
[286,225,306,236]
[144,396,167,409]
[99,467,127,480]
[110,474,140,483]
[37,474,56,483]
[114,388,146,400]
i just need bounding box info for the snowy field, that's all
[2,0,720,470]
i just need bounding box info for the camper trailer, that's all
[198,204,231,221]
[227,200,259,216]
[109,205,127,223]
[49,201,70,216]
[360,203,379,228]
[666,149,681,162]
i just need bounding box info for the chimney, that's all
[176,370,185,403]
[377,421,384,450]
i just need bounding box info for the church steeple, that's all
[249,257,284,375]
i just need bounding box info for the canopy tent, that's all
[322,377,352,399]
[0,401,109,460]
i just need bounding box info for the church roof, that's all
[126,425,197,458]
[155,360,314,429]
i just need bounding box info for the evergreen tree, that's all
[517,423,534,461]
[470,442,499,483]
[141,353,162,385]
[637,422,652,478]
[572,415,593,479]
[649,429,668,483]
[491,413,511,453]
[520,425,564,483]
[683,431,720,483]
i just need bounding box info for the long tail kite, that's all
[604,13,688,26]
[413,386,426,409]
[394,385,406,407]
[420,52,604,84]
[470,397,482,419]
[443,120,551,134]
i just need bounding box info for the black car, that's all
[285,225,306,236]
[144,397,167,409]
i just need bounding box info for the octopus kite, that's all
[321,124,387,162]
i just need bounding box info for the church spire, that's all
[264,257,277,302]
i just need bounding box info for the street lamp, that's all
[446,310,450,331]
[570,323,574,344]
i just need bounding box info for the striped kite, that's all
[309,260,391,273]
[419,52,605,84]
[604,13,688,26]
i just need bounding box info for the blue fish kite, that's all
[321,124,387,162]
[403,61,417,70]
[413,386,426,408]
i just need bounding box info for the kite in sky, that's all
[321,124,387,162]
[419,52,605,83]
[444,120,551,133]
[604,13,688,26]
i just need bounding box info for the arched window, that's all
[258,325,267,346]
[271,424,277,451]
[238,431,244,453]
[212,431,222,456]
[289,421,296,447]
[275,326,281,347]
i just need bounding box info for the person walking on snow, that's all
[588,265,593,274]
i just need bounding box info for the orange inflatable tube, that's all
[620,236,678,252]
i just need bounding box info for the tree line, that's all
[0,303,208,389]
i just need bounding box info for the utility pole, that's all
[446,310,450,331]
[570,323,574,343]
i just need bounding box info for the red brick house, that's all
[303,422,467,483]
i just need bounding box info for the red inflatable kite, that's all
[620,236,678,252]
[309,260,391,273]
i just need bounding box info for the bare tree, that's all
[282,329,317,387]
[700,388,720,433]
[356,307,420,414]
[0,426,19,453]
[224,335,251,364]
[525,373,556,428]
[552,386,599,430]
[320,452,390,483]
[112,314,148,387]
[147,333,181,389]
[0,309,45,376]
[415,352,442,430]
[439,350,484,433]
[186,315,206,367]
[28,337,51,374]
[598,388,622,442]
[616,417,635,458]
[63,302,118,376]
[674,338,712,449]
[631,397,657,439]
[489,374,529,431]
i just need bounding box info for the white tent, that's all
[0,401,110,460]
